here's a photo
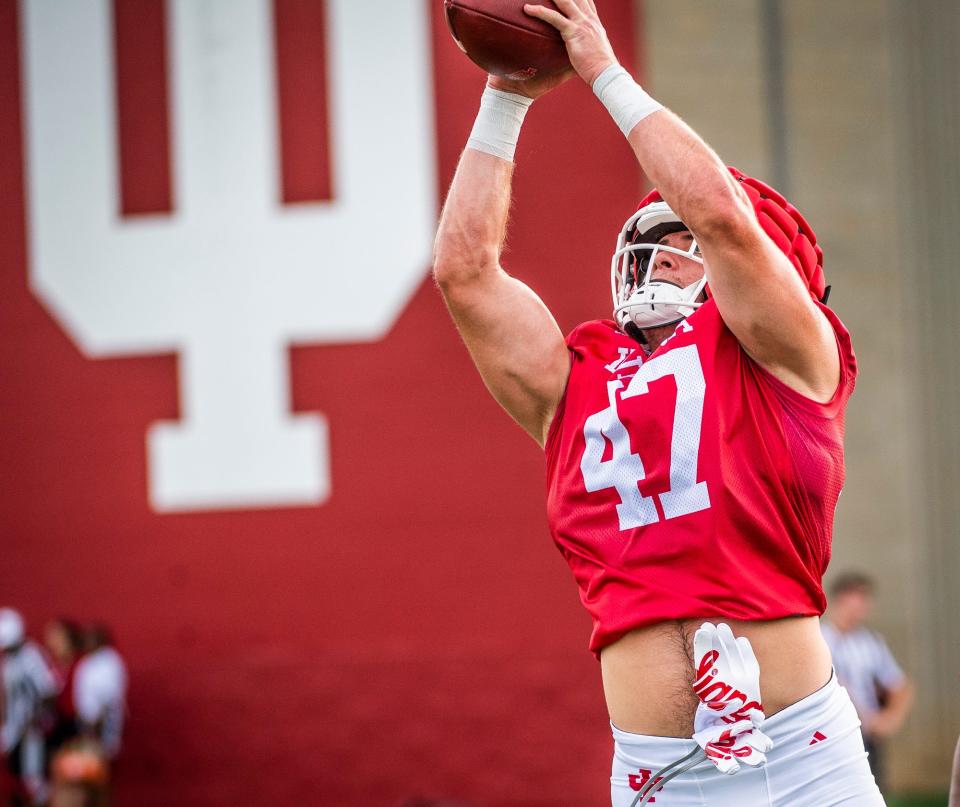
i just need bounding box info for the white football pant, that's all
[611,674,884,806]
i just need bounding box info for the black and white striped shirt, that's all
[820,619,905,720]
[1,640,58,752]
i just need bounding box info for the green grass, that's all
[886,794,947,807]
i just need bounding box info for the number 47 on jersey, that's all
[580,343,712,530]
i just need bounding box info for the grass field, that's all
[888,794,948,807]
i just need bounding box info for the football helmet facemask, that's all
[611,200,707,332]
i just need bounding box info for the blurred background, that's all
[1,0,957,805]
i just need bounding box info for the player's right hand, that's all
[524,0,619,87]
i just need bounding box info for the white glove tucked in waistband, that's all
[691,622,774,775]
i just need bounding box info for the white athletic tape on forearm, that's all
[467,86,534,162]
[592,64,663,137]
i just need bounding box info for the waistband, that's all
[611,672,859,765]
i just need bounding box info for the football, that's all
[444,0,570,81]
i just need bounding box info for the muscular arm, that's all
[624,113,840,400]
[433,139,569,447]
[527,0,841,402]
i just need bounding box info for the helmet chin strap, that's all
[615,277,708,331]
[610,201,711,333]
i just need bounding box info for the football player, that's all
[433,0,883,804]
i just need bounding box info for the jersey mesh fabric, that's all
[544,301,857,655]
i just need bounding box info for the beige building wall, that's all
[888,0,960,788]
[641,0,958,791]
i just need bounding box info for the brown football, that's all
[444,0,570,81]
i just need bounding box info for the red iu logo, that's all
[628,768,664,801]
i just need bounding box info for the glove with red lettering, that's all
[691,622,773,775]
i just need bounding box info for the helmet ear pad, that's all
[635,167,827,303]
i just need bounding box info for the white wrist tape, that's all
[467,86,534,162]
[592,64,663,137]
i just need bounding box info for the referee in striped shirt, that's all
[821,572,914,794]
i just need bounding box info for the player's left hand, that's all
[523,0,618,87]
[691,622,774,774]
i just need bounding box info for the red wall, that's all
[0,1,643,804]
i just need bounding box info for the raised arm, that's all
[526,0,840,402]
[433,76,572,447]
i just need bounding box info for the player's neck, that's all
[641,323,678,354]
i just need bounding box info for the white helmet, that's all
[610,200,707,332]
[0,608,25,650]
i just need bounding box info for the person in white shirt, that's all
[73,624,127,762]
[1,607,59,806]
[820,573,914,793]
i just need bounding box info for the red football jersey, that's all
[544,300,857,655]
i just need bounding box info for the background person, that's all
[821,572,914,793]
[0,609,59,807]
[49,625,126,807]
[42,620,83,763]
[72,625,126,763]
